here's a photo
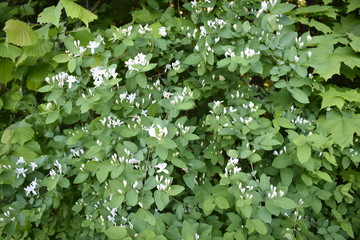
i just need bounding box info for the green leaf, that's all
[74,172,89,184]
[215,196,230,209]
[347,0,360,13]
[96,168,108,183]
[4,20,38,46]
[273,117,296,130]
[24,41,53,57]
[154,190,169,211]
[348,33,360,52]
[203,197,215,215]
[273,197,298,209]
[340,221,354,238]
[271,3,296,15]
[1,121,34,146]
[168,185,185,196]
[37,3,63,27]
[310,43,360,80]
[46,111,60,124]
[0,43,23,61]
[53,54,71,63]
[252,219,267,235]
[240,204,252,218]
[290,88,309,104]
[0,59,14,84]
[184,53,202,66]
[126,189,138,206]
[297,144,311,164]
[135,73,147,88]
[280,168,293,186]
[316,171,332,182]
[104,226,127,239]
[60,0,98,27]
[318,114,360,149]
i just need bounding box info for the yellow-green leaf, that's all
[60,0,97,27]
[4,20,38,46]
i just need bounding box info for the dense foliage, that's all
[1,0,360,239]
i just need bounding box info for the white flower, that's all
[125,53,149,72]
[54,160,62,174]
[24,179,38,197]
[87,41,100,54]
[172,60,181,71]
[16,156,26,165]
[225,48,235,58]
[159,27,167,37]
[15,168,28,178]
[148,124,168,140]
[242,47,259,58]
[49,169,56,177]
[66,75,78,88]
[200,26,207,38]
[29,162,37,171]
[139,24,152,35]
[191,0,197,8]
[213,100,223,108]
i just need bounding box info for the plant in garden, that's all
[1,0,360,239]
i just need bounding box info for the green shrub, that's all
[1,0,360,239]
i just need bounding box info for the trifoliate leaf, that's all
[4,20,38,46]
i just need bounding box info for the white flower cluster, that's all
[24,179,38,197]
[155,175,171,191]
[158,27,167,37]
[239,116,253,125]
[111,152,140,169]
[73,40,86,57]
[122,26,133,37]
[165,60,181,72]
[194,173,206,185]
[241,48,260,58]
[175,123,190,136]
[169,87,193,105]
[147,125,168,140]
[267,184,285,199]
[291,116,311,125]
[225,48,235,58]
[273,146,287,156]
[242,101,259,113]
[70,148,84,157]
[230,90,245,99]
[155,163,169,174]
[224,158,242,177]
[207,18,226,29]
[106,207,118,225]
[90,66,118,87]
[125,52,149,72]
[138,24,152,35]
[117,91,137,104]
[295,35,312,49]
[256,0,277,18]
[45,72,78,88]
[100,115,124,128]
[239,182,254,199]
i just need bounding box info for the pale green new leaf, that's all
[0,43,23,61]
[60,0,97,27]
[4,20,38,46]
[347,0,360,13]
[37,3,63,27]
[104,226,127,239]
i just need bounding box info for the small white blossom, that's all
[24,179,38,197]
[148,125,168,140]
[87,41,100,54]
[159,27,167,37]
[16,156,26,165]
[15,168,28,178]
[225,48,235,58]
[29,162,37,171]
[139,24,152,35]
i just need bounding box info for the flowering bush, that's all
[1,0,360,239]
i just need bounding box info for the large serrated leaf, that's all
[60,0,97,27]
[37,3,63,27]
[0,43,23,61]
[4,20,38,46]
